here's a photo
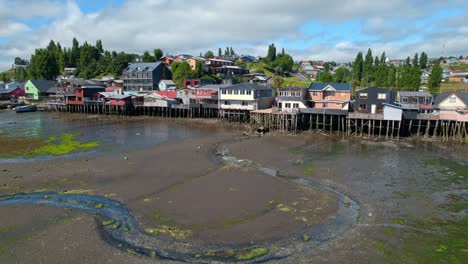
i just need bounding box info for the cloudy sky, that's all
[0,0,467,71]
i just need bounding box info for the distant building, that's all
[396,91,433,109]
[433,91,468,121]
[158,80,176,91]
[0,86,25,100]
[123,62,172,92]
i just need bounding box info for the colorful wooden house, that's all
[67,86,106,105]
[309,82,351,110]
[24,80,56,100]
[219,83,274,111]
[434,91,468,121]
[0,86,25,100]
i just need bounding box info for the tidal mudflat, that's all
[0,112,466,263]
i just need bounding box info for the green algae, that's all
[0,196,13,201]
[303,234,311,242]
[235,247,269,261]
[303,163,315,176]
[0,133,99,158]
[146,225,193,240]
[102,219,115,226]
[110,221,122,230]
[93,203,104,209]
[60,189,93,195]
[193,248,268,261]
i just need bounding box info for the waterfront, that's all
[0,112,466,263]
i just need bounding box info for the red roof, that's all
[154,91,177,99]
[106,86,122,92]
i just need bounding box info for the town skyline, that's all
[1,0,467,71]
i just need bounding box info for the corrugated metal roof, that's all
[221,83,273,91]
[309,82,351,91]
[398,91,432,97]
[29,80,56,92]
[124,62,162,72]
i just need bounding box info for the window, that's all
[285,103,291,108]
[359,93,368,99]
[228,90,232,94]
[278,102,282,108]
[222,90,226,94]
[449,96,456,103]
[402,97,408,103]
[359,104,367,111]
[224,101,229,105]
[240,90,245,95]
[377,93,387,100]
[234,90,239,95]
[246,90,252,95]
[423,97,430,105]
[293,103,299,108]
[341,93,345,97]
[323,102,328,108]
[376,105,384,112]
[313,91,318,96]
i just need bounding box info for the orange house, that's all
[309,82,351,110]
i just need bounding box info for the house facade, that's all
[24,80,56,100]
[219,83,274,111]
[67,86,106,105]
[309,82,351,110]
[158,80,176,91]
[278,87,309,112]
[396,91,433,109]
[0,87,25,100]
[354,87,394,114]
[122,62,172,92]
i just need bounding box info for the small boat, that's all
[15,105,37,113]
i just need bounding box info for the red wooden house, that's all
[67,86,106,105]
[0,87,25,100]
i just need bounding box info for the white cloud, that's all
[0,21,30,36]
[0,0,467,71]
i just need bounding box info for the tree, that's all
[71,37,79,67]
[420,52,428,69]
[0,73,8,82]
[112,52,133,77]
[225,47,229,56]
[413,53,419,67]
[317,71,334,82]
[153,48,163,60]
[229,47,235,56]
[204,50,214,59]
[142,51,154,62]
[266,43,277,62]
[96,40,103,53]
[352,52,364,84]
[218,48,222,57]
[171,61,192,87]
[271,76,284,91]
[28,48,60,80]
[334,67,351,83]
[362,48,373,86]
[428,63,442,95]
[387,64,396,87]
[275,53,294,76]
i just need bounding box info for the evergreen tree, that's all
[281,48,285,56]
[387,64,396,87]
[334,67,351,83]
[428,63,442,95]
[153,48,163,60]
[405,56,411,65]
[266,43,277,62]
[413,53,419,67]
[225,47,229,56]
[218,48,222,57]
[420,52,428,69]
[71,37,80,67]
[96,40,103,53]
[229,47,234,56]
[352,52,363,84]
[362,48,373,86]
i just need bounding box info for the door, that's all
[371,104,376,114]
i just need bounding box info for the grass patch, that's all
[392,219,405,225]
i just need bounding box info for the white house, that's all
[218,83,274,111]
[278,87,309,112]
[158,80,176,91]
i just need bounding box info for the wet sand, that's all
[0,119,466,263]
[0,120,339,263]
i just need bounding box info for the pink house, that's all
[309,82,351,110]
[434,91,468,121]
